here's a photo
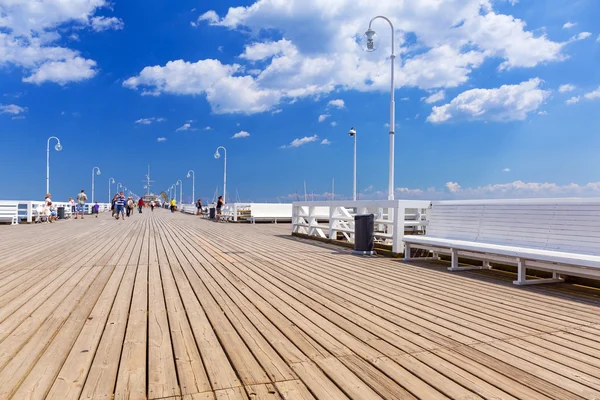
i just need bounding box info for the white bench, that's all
[0,203,19,225]
[403,199,600,285]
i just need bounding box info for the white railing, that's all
[0,200,112,224]
[292,200,431,253]
[191,203,293,223]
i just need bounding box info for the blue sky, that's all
[1,0,599,203]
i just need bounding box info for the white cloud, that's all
[558,84,576,93]
[90,16,124,32]
[446,182,462,193]
[566,96,580,105]
[570,32,592,41]
[22,56,97,85]
[127,0,571,115]
[584,87,600,100]
[204,126,212,130]
[563,22,577,29]
[0,104,26,115]
[327,99,345,109]
[597,34,600,43]
[11,115,25,120]
[318,114,330,123]
[537,111,547,116]
[423,90,445,104]
[282,134,318,148]
[428,78,550,123]
[272,109,282,115]
[330,121,337,127]
[502,168,511,172]
[0,1,119,85]
[320,139,331,145]
[157,137,167,142]
[232,130,250,139]
[176,123,196,131]
[135,117,166,125]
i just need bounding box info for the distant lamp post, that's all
[170,184,175,202]
[176,179,183,205]
[117,182,123,194]
[109,177,115,202]
[363,15,396,200]
[187,170,195,205]
[348,127,357,201]
[46,136,62,194]
[214,146,227,203]
[92,167,101,202]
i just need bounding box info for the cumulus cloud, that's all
[232,130,250,139]
[566,96,580,105]
[135,117,166,125]
[0,1,120,85]
[327,99,345,109]
[423,90,445,104]
[558,84,575,93]
[282,134,318,148]
[563,22,577,29]
[130,0,571,114]
[0,104,26,115]
[502,168,511,172]
[427,78,550,123]
[157,137,167,142]
[176,123,196,131]
[272,109,282,115]
[318,114,330,123]
[446,182,462,193]
[320,139,331,145]
[570,32,592,41]
[90,16,124,32]
[584,87,600,100]
[537,111,547,116]
[331,121,337,127]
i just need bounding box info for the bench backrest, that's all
[0,203,19,224]
[428,199,600,256]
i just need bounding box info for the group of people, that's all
[38,189,99,223]
[111,193,155,220]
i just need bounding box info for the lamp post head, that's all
[187,173,191,178]
[362,28,378,52]
[96,168,101,175]
[110,178,115,184]
[55,142,62,151]
[214,152,220,159]
[348,127,356,137]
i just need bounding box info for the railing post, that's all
[392,201,404,254]
[329,204,336,241]
[234,203,238,222]
[26,201,33,223]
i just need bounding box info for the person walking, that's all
[196,198,203,216]
[92,201,100,218]
[138,198,144,213]
[68,197,76,217]
[150,200,155,212]
[126,197,134,217]
[216,195,224,221]
[115,192,126,220]
[111,194,118,217]
[75,189,87,219]
[170,198,176,213]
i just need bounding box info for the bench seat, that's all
[404,236,600,269]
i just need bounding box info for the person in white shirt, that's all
[75,190,87,219]
[68,197,76,217]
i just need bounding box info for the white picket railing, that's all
[182,203,293,223]
[292,200,431,253]
[0,200,112,224]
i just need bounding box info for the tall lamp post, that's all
[170,185,175,202]
[46,136,62,194]
[187,170,195,205]
[92,167,101,202]
[214,146,227,203]
[176,179,183,205]
[109,177,115,202]
[364,16,396,200]
[348,127,357,201]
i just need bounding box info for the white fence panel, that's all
[292,200,431,253]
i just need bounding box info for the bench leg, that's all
[513,259,565,285]
[448,249,493,271]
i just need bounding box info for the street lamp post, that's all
[214,146,227,203]
[46,136,62,194]
[92,167,101,203]
[348,127,357,201]
[187,170,195,205]
[176,179,183,205]
[109,177,115,203]
[117,183,123,194]
[364,16,396,200]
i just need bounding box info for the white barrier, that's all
[292,200,431,253]
[0,200,112,224]
[181,203,294,223]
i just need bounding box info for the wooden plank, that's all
[244,383,282,399]
[273,380,316,400]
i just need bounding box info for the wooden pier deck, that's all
[1,210,600,400]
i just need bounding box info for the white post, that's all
[353,133,357,201]
[108,177,115,203]
[177,179,183,205]
[91,167,101,203]
[46,136,61,194]
[27,201,33,223]
[215,146,227,204]
[188,170,195,206]
[392,202,403,254]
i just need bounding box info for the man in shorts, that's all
[115,192,126,220]
[75,189,87,219]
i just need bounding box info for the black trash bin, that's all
[209,207,216,220]
[57,206,65,220]
[353,214,376,255]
